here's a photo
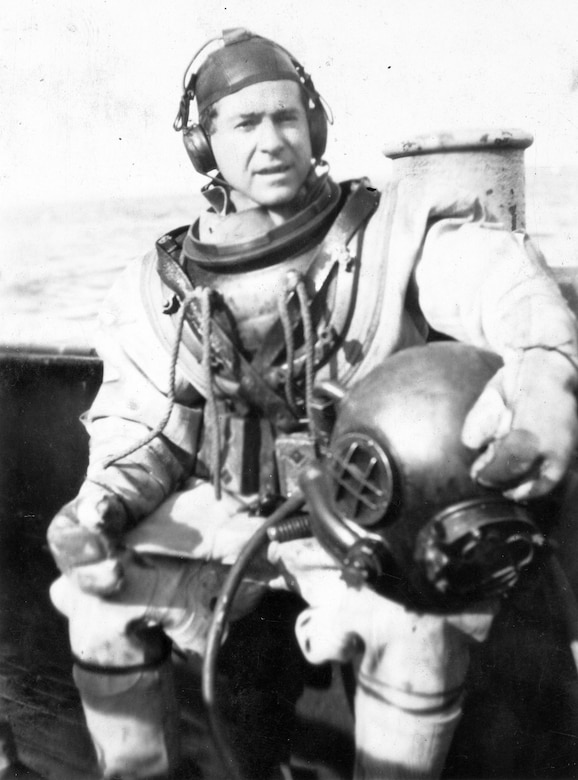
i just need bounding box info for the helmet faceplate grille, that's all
[328,433,394,527]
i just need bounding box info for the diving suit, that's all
[47,28,578,780]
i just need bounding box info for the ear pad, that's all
[182,124,217,174]
[308,102,328,160]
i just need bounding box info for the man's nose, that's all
[256,119,284,152]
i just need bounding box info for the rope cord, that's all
[103,274,315,496]
[102,290,197,469]
[277,272,316,430]
[295,277,316,435]
[277,278,299,416]
[201,287,222,500]
[102,288,222,501]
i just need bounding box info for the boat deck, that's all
[0,344,577,779]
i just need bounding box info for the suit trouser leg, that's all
[50,555,229,779]
[284,548,497,780]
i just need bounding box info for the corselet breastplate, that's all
[155,179,381,423]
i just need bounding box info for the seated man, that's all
[46,28,578,780]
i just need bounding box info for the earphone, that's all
[173,29,331,175]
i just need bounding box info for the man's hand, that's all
[47,485,129,597]
[462,348,578,501]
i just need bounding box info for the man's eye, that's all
[236,119,256,130]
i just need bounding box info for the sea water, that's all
[0,191,201,352]
[0,166,576,353]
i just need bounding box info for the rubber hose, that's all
[202,491,306,780]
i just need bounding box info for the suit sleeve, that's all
[78,252,206,523]
[415,216,578,366]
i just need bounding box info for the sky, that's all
[1,0,578,205]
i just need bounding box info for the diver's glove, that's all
[462,348,578,501]
[47,484,129,596]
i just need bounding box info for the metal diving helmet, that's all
[301,342,547,610]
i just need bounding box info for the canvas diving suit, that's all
[48,172,578,779]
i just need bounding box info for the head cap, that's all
[195,29,303,114]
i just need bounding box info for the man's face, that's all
[209,80,313,209]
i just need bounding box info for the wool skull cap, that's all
[195,30,303,114]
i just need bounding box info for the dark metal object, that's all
[327,432,395,528]
[299,464,390,589]
[300,342,547,608]
[415,498,545,600]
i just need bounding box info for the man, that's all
[46,28,578,780]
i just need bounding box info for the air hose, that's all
[202,491,307,780]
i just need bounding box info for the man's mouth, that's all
[255,164,290,176]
